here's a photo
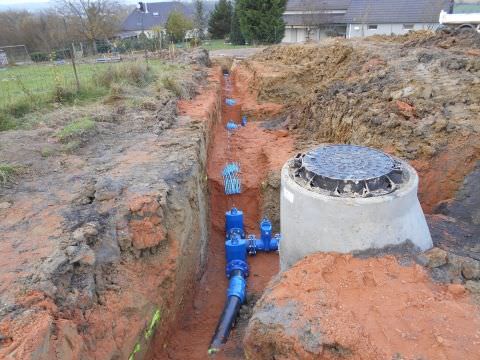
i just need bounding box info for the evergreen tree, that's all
[230,3,245,45]
[237,0,286,44]
[194,0,206,35]
[208,0,233,39]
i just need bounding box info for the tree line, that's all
[0,0,287,57]
[0,1,131,55]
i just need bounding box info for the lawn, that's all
[198,39,255,51]
[0,59,183,131]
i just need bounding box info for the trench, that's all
[147,64,293,359]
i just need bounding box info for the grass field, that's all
[0,59,183,131]
[199,39,254,51]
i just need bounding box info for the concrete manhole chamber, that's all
[280,144,433,270]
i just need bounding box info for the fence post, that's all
[71,43,80,92]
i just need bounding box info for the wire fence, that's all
[0,39,176,117]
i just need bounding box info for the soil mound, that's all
[245,253,480,360]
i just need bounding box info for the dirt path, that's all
[150,67,294,359]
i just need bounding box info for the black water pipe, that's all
[208,269,243,354]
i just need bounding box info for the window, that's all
[403,24,414,30]
[368,24,378,30]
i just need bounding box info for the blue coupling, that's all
[226,121,238,131]
[241,116,247,126]
[227,275,246,303]
[226,259,249,278]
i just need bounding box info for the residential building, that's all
[120,1,215,39]
[282,0,451,43]
[346,0,449,38]
[283,0,350,42]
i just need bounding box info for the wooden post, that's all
[71,43,80,92]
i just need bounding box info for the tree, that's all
[166,11,194,43]
[56,0,123,54]
[194,0,207,37]
[208,0,233,39]
[230,4,245,45]
[237,0,287,44]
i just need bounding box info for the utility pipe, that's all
[208,208,280,355]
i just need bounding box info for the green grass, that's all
[56,117,95,143]
[0,60,184,131]
[0,163,18,185]
[199,39,255,51]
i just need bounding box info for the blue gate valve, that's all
[247,218,281,255]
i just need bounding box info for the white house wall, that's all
[282,27,346,43]
[347,23,440,38]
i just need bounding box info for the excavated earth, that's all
[0,50,218,359]
[237,29,480,359]
[1,29,480,360]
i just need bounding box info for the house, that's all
[0,50,8,67]
[119,1,215,39]
[345,0,450,38]
[282,0,451,43]
[283,0,351,42]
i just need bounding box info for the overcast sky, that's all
[0,0,173,5]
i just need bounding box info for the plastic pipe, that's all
[208,270,245,353]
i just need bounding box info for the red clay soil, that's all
[412,136,480,213]
[245,253,480,360]
[150,68,294,359]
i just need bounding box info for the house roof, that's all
[284,13,348,25]
[286,0,351,11]
[344,0,451,24]
[121,1,215,31]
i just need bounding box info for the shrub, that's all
[161,76,182,97]
[0,163,17,185]
[53,85,76,103]
[56,117,95,143]
[95,62,152,88]
[30,52,50,63]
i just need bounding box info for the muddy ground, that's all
[0,29,479,360]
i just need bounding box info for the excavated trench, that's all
[148,63,294,359]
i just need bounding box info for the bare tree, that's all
[301,0,340,41]
[56,0,122,53]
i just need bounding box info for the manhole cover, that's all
[292,144,406,197]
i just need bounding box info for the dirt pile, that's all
[242,31,480,214]
[245,253,480,360]
[0,56,217,358]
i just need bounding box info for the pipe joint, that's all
[227,275,246,303]
[226,259,249,278]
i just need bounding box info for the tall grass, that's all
[0,60,178,131]
[0,163,18,185]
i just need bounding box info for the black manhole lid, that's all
[292,144,405,197]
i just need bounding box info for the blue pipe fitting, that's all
[225,207,244,238]
[225,235,247,264]
[241,116,247,127]
[227,275,246,303]
[260,218,272,251]
[226,121,238,131]
[247,218,280,255]
[226,259,249,278]
[225,98,236,106]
